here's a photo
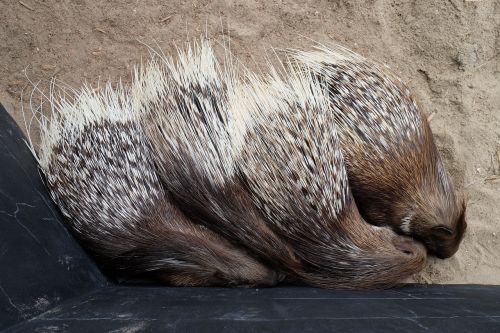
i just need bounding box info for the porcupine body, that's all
[236,66,426,289]
[133,41,301,275]
[292,45,466,258]
[30,83,278,287]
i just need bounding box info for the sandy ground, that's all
[1,0,499,284]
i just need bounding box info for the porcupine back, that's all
[134,40,300,273]
[291,45,466,259]
[29,83,278,286]
[236,64,426,288]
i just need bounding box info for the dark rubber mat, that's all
[6,285,500,332]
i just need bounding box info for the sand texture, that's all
[1,0,499,284]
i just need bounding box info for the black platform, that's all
[1,104,499,333]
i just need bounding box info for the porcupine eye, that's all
[432,225,454,237]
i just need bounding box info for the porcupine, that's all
[137,40,426,288]
[28,82,278,287]
[236,65,426,288]
[291,44,466,258]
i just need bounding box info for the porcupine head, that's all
[291,44,466,259]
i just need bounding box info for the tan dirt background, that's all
[1,0,499,284]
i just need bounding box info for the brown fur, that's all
[111,198,279,286]
[346,117,466,258]
[147,128,303,274]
